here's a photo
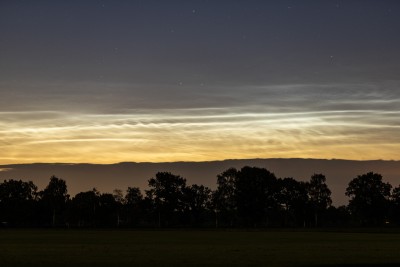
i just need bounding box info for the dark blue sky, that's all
[2,0,400,86]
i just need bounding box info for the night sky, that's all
[1,0,400,164]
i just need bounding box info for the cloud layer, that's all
[1,82,399,163]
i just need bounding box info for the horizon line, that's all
[1,157,399,166]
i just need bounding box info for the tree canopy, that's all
[0,168,398,228]
[346,172,392,225]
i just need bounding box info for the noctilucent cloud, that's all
[1,1,400,164]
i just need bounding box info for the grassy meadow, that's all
[1,229,400,266]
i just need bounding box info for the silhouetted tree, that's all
[147,172,187,227]
[97,193,118,226]
[69,188,99,227]
[390,185,400,224]
[0,179,37,226]
[4,168,398,228]
[125,187,143,226]
[40,176,69,227]
[125,187,143,206]
[277,178,309,227]
[308,174,332,226]
[213,168,238,226]
[346,172,391,226]
[183,184,212,225]
[235,166,278,227]
[113,189,125,227]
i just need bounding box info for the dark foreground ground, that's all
[1,229,400,266]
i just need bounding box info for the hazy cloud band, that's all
[1,81,399,163]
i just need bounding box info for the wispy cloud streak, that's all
[1,82,399,163]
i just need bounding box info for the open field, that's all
[1,229,400,266]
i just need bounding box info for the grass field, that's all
[1,229,400,266]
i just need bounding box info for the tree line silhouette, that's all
[1,166,399,228]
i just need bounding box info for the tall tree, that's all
[69,189,99,227]
[308,174,332,226]
[235,166,278,227]
[147,172,187,227]
[125,187,143,206]
[113,189,125,227]
[40,176,69,227]
[277,178,309,227]
[346,172,392,225]
[125,187,143,226]
[213,168,238,227]
[183,184,212,225]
